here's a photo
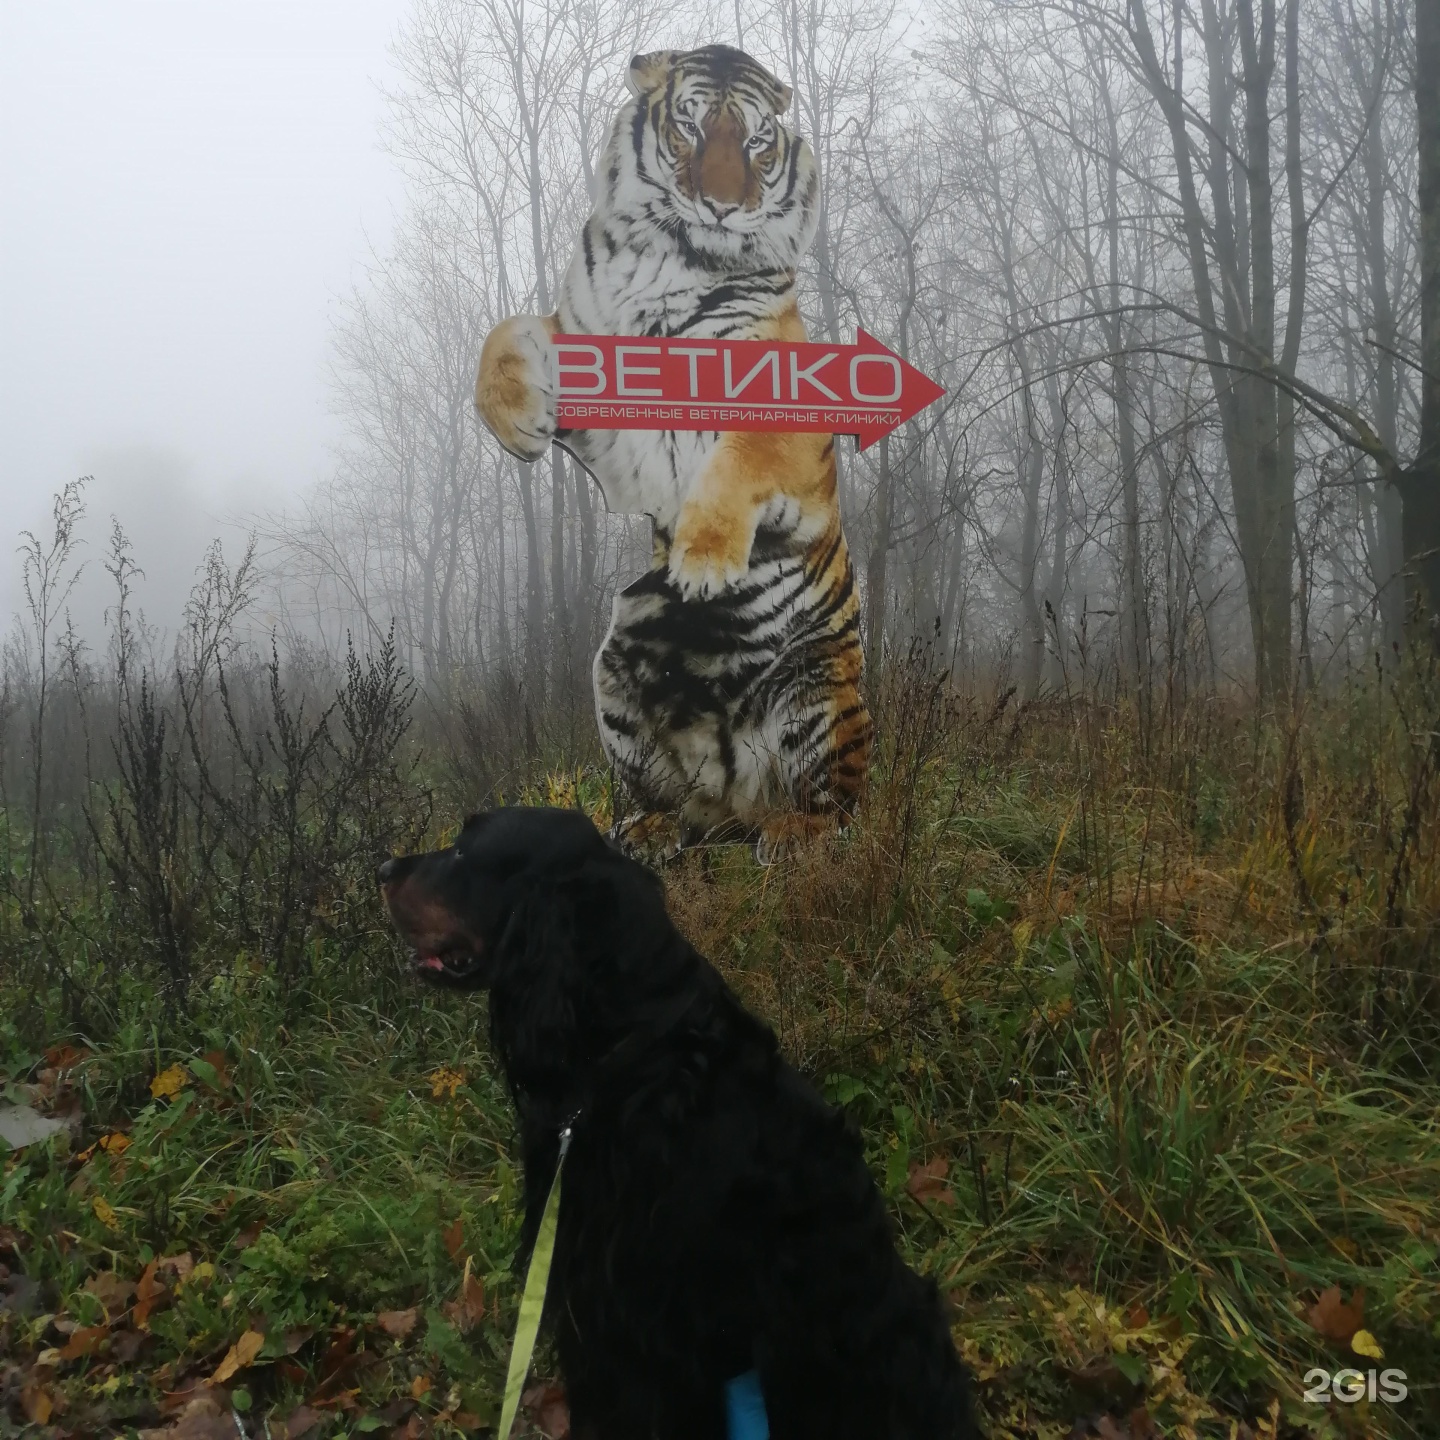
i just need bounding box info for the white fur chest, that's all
[555,216,795,530]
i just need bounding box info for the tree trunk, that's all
[865,434,893,669]
[1017,382,1045,700]
[1101,72,1147,695]
[572,454,596,687]
[1043,369,1071,694]
[1403,0,1440,627]
[513,457,546,696]
[549,446,569,701]
[1360,0,1408,651]
[1127,0,1297,701]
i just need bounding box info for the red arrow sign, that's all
[551,329,944,451]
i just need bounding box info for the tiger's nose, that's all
[376,859,398,886]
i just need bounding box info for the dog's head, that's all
[378,807,685,1100]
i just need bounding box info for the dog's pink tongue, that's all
[417,955,445,972]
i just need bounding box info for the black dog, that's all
[378,806,977,1440]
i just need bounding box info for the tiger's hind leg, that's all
[593,572,740,854]
[748,651,872,866]
[609,810,686,864]
[754,809,845,866]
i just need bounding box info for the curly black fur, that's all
[378,806,978,1440]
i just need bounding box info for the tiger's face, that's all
[615,45,819,267]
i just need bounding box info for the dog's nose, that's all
[376,858,397,886]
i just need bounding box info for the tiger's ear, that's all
[627,50,677,97]
[771,80,794,113]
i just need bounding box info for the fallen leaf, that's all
[155,1377,201,1412]
[523,1380,570,1440]
[377,1308,419,1339]
[45,1043,90,1071]
[113,1328,149,1362]
[135,1260,164,1329]
[0,1102,67,1151]
[92,1195,121,1230]
[151,1064,191,1101]
[391,1416,426,1440]
[59,1323,109,1360]
[906,1155,956,1206]
[1351,1328,1384,1359]
[210,1328,265,1384]
[22,1384,55,1424]
[201,1050,232,1089]
[443,1263,485,1332]
[0,1225,21,1258]
[1093,1417,1127,1440]
[1126,1303,1150,1330]
[442,1217,465,1261]
[1128,1406,1158,1439]
[1331,1235,1359,1260]
[141,1391,240,1440]
[231,1222,263,1251]
[411,1375,432,1401]
[159,1252,196,1284]
[84,1269,137,1316]
[77,1130,132,1164]
[1309,1285,1365,1344]
[284,1325,316,1354]
[429,1066,466,1099]
[276,1404,324,1439]
[309,1326,371,1401]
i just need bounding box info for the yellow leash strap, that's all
[498,1123,572,1440]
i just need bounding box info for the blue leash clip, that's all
[725,1369,770,1440]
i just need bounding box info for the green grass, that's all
[4,678,1440,1438]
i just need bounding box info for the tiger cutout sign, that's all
[476,44,941,862]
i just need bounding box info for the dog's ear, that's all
[490,881,584,1098]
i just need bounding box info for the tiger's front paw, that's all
[667,529,750,600]
[475,315,556,462]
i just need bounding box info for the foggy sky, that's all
[0,0,407,637]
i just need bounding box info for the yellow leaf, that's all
[1351,1328,1384,1359]
[98,1132,131,1155]
[183,1261,216,1290]
[1012,920,1034,954]
[411,1374,432,1400]
[150,1064,190,1100]
[211,1328,265,1384]
[21,1385,53,1425]
[92,1195,120,1230]
[429,1066,466,1099]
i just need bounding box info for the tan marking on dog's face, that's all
[381,879,478,956]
